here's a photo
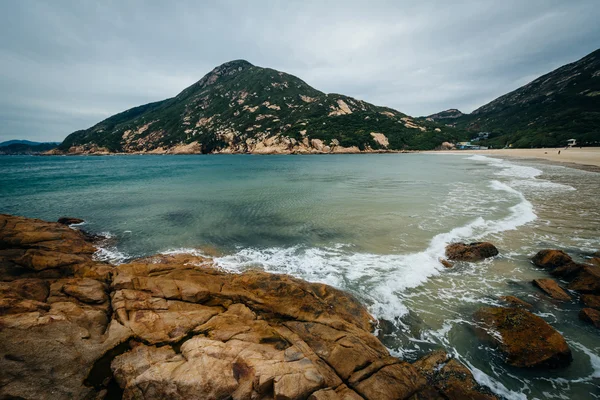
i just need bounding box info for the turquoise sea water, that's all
[1,154,599,399]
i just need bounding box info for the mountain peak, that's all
[211,59,254,74]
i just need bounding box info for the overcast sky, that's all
[1,0,599,142]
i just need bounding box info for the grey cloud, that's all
[0,0,598,142]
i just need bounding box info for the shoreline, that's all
[424,147,600,173]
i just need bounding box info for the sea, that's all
[1,153,599,399]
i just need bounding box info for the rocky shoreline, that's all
[1,215,598,399]
[0,214,496,400]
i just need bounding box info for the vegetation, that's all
[429,49,600,148]
[58,60,465,153]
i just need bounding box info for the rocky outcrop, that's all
[108,252,427,399]
[532,278,571,301]
[0,214,130,399]
[473,307,572,368]
[1,214,492,400]
[445,242,499,262]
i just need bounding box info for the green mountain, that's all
[57,60,464,154]
[428,48,600,148]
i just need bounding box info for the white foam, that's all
[215,154,541,323]
[161,247,207,257]
[216,181,536,321]
[93,246,128,265]
[466,155,575,191]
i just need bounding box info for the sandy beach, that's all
[427,147,600,171]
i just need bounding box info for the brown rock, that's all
[473,307,572,368]
[531,249,584,279]
[0,215,131,399]
[62,278,108,304]
[581,294,600,309]
[412,350,498,400]
[445,242,498,262]
[352,363,426,400]
[532,279,571,301]
[499,295,533,310]
[440,259,454,268]
[532,249,574,269]
[57,217,85,225]
[590,257,600,267]
[579,308,600,329]
[568,266,600,294]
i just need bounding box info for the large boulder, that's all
[473,307,572,368]
[445,242,498,262]
[532,279,571,301]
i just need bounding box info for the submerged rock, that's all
[531,249,584,279]
[57,216,85,225]
[499,295,533,310]
[445,242,499,262]
[568,265,600,294]
[473,307,572,368]
[532,249,600,295]
[579,308,600,329]
[412,350,498,400]
[532,278,571,301]
[581,294,600,309]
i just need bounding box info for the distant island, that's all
[0,140,60,155]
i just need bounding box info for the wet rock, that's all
[473,307,572,368]
[445,242,498,262]
[579,308,600,329]
[581,294,600,309]
[532,249,574,269]
[57,217,85,225]
[412,350,498,400]
[499,295,533,310]
[531,249,584,279]
[440,259,454,268]
[567,265,600,294]
[532,279,571,301]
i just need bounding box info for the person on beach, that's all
[558,150,561,155]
